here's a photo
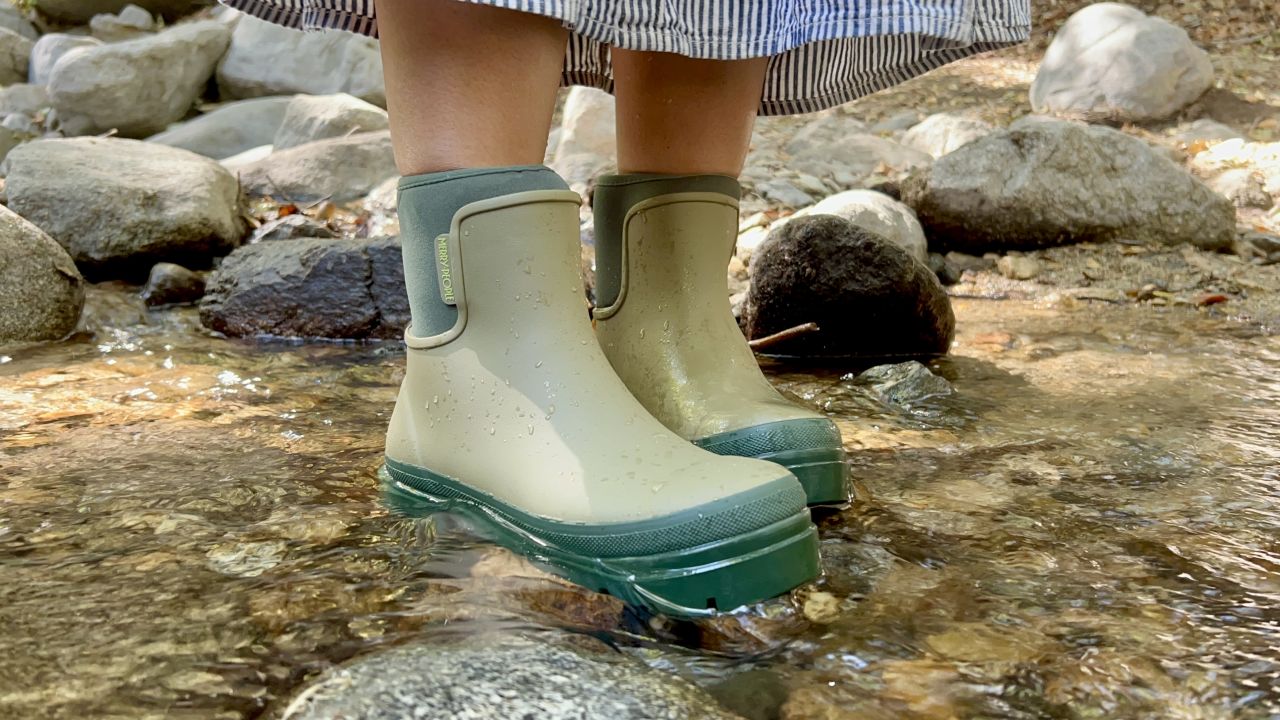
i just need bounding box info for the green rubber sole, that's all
[694,419,851,506]
[378,463,821,618]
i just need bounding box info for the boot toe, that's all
[694,418,850,506]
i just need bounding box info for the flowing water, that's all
[2,285,1278,720]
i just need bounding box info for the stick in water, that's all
[748,322,820,352]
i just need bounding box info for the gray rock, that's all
[278,632,737,720]
[551,86,615,191]
[217,15,385,107]
[927,252,963,285]
[902,113,994,158]
[219,143,273,172]
[854,361,953,408]
[0,125,27,162]
[1170,119,1243,144]
[792,189,928,263]
[0,28,34,86]
[237,130,396,202]
[147,96,292,160]
[869,111,922,134]
[0,84,50,117]
[1030,3,1213,123]
[273,93,389,151]
[47,20,231,137]
[5,137,245,279]
[0,206,84,343]
[0,5,38,41]
[249,213,339,242]
[784,112,868,155]
[996,254,1041,280]
[200,235,408,339]
[900,118,1236,253]
[757,179,813,208]
[29,34,103,86]
[89,3,155,42]
[141,261,204,306]
[745,214,954,359]
[1207,168,1273,210]
[787,131,931,180]
[33,0,207,23]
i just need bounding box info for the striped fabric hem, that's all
[218,0,1031,116]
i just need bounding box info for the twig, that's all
[748,322,819,352]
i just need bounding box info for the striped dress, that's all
[222,0,1031,116]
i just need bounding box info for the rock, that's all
[927,252,962,285]
[784,112,868,155]
[551,87,616,192]
[870,111,922,134]
[0,206,84,343]
[792,189,928,263]
[852,361,954,407]
[141,262,204,306]
[200,236,409,339]
[552,151,613,196]
[29,34,103,86]
[0,5,38,41]
[146,96,292,160]
[219,143,272,172]
[0,28,34,86]
[47,21,231,138]
[1191,139,1280,195]
[0,84,49,118]
[5,137,245,279]
[216,15,385,107]
[902,113,994,158]
[272,93,389,151]
[1207,169,1273,210]
[280,633,736,720]
[787,131,931,181]
[1170,119,1243,145]
[89,3,155,42]
[249,213,339,242]
[1030,3,1213,123]
[708,670,789,720]
[34,0,206,23]
[900,118,1236,253]
[745,214,954,359]
[756,179,813,208]
[0,126,27,162]
[236,130,396,202]
[996,254,1040,280]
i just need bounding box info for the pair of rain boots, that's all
[380,167,847,617]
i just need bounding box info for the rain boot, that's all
[381,166,820,616]
[592,174,849,506]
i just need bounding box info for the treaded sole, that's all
[379,465,820,618]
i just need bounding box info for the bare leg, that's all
[611,50,768,176]
[376,0,567,174]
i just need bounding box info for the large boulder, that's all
[551,87,616,191]
[899,118,1236,253]
[745,214,954,359]
[1030,3,1213,123]
[235,130,396,202]
[217,16,385,106]
[200,236,408,339]
[33,0,207,23]
[0,28,33,86]
[5,137,246,279]
[902,113,994,158]
[272,93,389,151]
[791,190,929,263]
[29,34,103,86]
[146,96,292,159]
[280,633,737,720]
[786,130,931,180]
[0,206,85,343]
[47,21,231,137]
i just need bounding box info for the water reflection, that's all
[1,288,1277,718]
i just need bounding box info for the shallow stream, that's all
[2,285,1277,719]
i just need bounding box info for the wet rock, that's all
[0,28,34,86]
[1170,118,1243,145]
[551,87,615,192]
[997,254,1040,280]
[0,84,50,117]
[902,112,994,158]
[200,236,409,339]
[29,34,103,86]
[216,15,385,107]
[5,137,246,279]
[35,0,205,23]
[708,669,789,720]
[237,130,396,202]
[280,632,738,720]
[792,189,928,263]
[900,118,1236,253]
[141,262,205,306]
[89,4,155,42]
[853,361,953,407]
[787,131,931,180]
[1031,3,1213,123]
[927,252,962,285]
[1208,169,1273,210]
[0,5,38,41]
[273,93,389,151]
[47,20,231,137]
[745,214,954,359]
[0,206,84,343]
[146,96,292,160]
